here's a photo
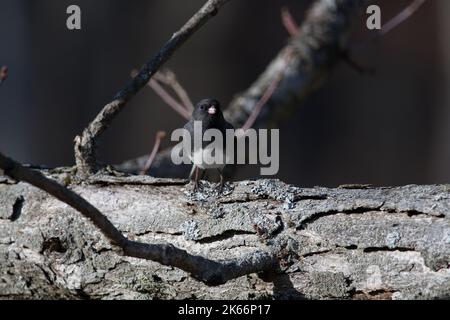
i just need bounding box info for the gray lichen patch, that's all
[181,220,201,241]
[252,213,283,239]
[182,181,235,202]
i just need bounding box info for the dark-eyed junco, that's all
[183,98,234,192]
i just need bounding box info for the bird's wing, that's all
[183,119,193,132]
[225,120,234,131]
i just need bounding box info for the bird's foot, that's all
[217,183,224,194]
[186,181,234,200]
[216,181,234,196]
[193,180,205,193]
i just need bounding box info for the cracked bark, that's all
[0,0,443,300]
[0,153,275,286]
[1,171,449,299]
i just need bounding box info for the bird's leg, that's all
[217,168,224,194]
[193,166,200,192]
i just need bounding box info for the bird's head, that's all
[192,98,222,122]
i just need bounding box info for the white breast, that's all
[189,146,231,170]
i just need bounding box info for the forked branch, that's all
[133,69,191,120]
[74,0,230,177]
[154,69,195,113]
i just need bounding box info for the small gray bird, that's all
[183,98,234,192]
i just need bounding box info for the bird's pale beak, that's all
[208,106,216,115]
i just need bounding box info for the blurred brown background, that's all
[0,0,449,187]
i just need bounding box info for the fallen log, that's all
[1,170,449,299]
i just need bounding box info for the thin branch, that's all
[150,79,191,119]
[353,0,428,51]
[340,50,375,75]
[140,131,167,175]
[132,70,191,119]
[0,151,276,285]
[154,70,195,113]
[345,0,427,73]
[281,7,300,37]
[240,50,294,133]
[148,79,191,119]
[239,9,298,133]
[380,0,427,36]
[0,66,8,86]
[74,0,231,177]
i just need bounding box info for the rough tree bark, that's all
[1,0,444,301]
[1,170,449,299]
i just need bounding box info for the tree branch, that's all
[2,169,449,298]
[133,69,191,120]
[380,0,427,36]
[0,153,127,247]
[352,0,428,51]
[225,0,367,129]
[154,69,195,113]
[140,131,167,175]
[0,151,276,285]
[74,0,230,177]
[147,78,191,119]
[0,66,8,86]
[281,7,300,37]
[116,0,369,176]
[240,50,294,133]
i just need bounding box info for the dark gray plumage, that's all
[183,98,234,191]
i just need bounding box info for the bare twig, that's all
[74,0,231,177]
[233,8,299,132]
[340,50,375,75]
[380,0,427,36]
[132,70,191,119]
[0,66,8,85]
[281,7,300,37]
[0,151,276,285]
[240,50,294,133]
[147,79,191,119]
[140,131,167,175]
[353,0,428,51]
[154,70,195,112]
[344,0,427,74]
[148,79,191,119]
